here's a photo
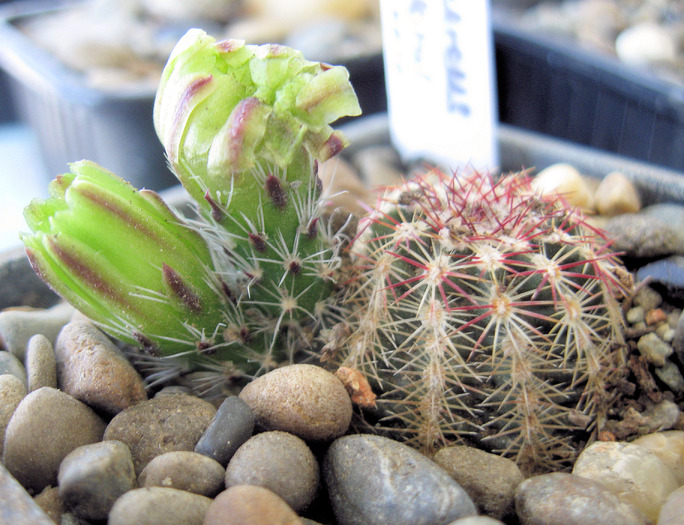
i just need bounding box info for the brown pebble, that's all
[225,431,319,512]
[33,486,63,523]
[55,321,147,415]
[108,487,211,525]
[25,335,57,392]
[103,392,216,475]
[203,485,302,525]
[2,387,106,492]
[138,451,225,497]
[0,374,27,457]
[239,364,352,441]
[645,308,667,326]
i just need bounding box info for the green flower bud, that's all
[21,160,228,357]
[153,28,361,211]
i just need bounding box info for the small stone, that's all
[645,308,667,326]
[103,392,217,475]
[324,434,477,525]
[194,396,255,466]
[318,156,373,216]
[633,285,662,311]
[225,431,319,513]
[632,430,684,485]
[636,332,672,366]
[58,440,136,521]
[139,451,225,498]
[33,486,63,523]
[616,22,678,68]
[515,472,646,525]
[531,163,595,211]
[0,302,74,360]
[25,335,57,392]
[658,485,684,525]
[0,351,27,388]
[2,387,106,492]
[656,323,676,343]
[107,487,211,525]
[203,485,302,525]
[239,364,352,442]
[0,374,27,456]
[433,445,524,520]
[626,306,645,325]
[0,464,56,525]
[55,321,147,415]
[594,171,641,216]
[654,362,684,393]
[572,440,678,522]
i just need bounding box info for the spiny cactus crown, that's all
[323,169,630,473]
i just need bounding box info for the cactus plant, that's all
[322,168,631,473]
[21,30,361,384]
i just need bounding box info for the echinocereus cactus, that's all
[21,31,361,384]
[322,169,631,473]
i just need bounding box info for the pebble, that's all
[572,440,678,522]
[0,351,27,388]
[603,214,683,258]
[55,321,147,415]
[33,486,63,523]
[25,334,57,392]
[636,332,672,366]
[103,392,217,475]
[531,163,595,211]
[616,22,678,68]
[138,451,225,498]
[514,472,647,525]
[626,306,645,324]
[433,445,524,520]
[318,157,373,216]
[632,431,684,485]
[0,374,27,456]
[0,464,56,525]
[634,285,663,311]
[58,440,136,521]
[239,364,352,442]
[107,487,212,525]
[654,362,684,392]
[658,485,684,525]
[204,485,302,525]
[0,302,73,360]
[2,386,106,492]
[447,517,505,525]
[194,395,255,466]
[594,171,641,216]
[324,434,477,525]
[225,430,319,513]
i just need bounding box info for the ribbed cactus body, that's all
[326,169,630,473]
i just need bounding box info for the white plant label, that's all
[380,0,499,171]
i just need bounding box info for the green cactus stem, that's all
[323,169,631,474]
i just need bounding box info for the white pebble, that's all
[573,440,678,523]
[632,431,684,485]
[532,163,595,211]
[594,171,641,216]
[616,23,678,68]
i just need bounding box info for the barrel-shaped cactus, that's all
[323,169,631,473]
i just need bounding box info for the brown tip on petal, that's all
[204,191,225,223]
[320,132,346,161]
[248,233,267,253]
[162,263,202,312]
[226,97,262,170]
[265,174,287,210]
